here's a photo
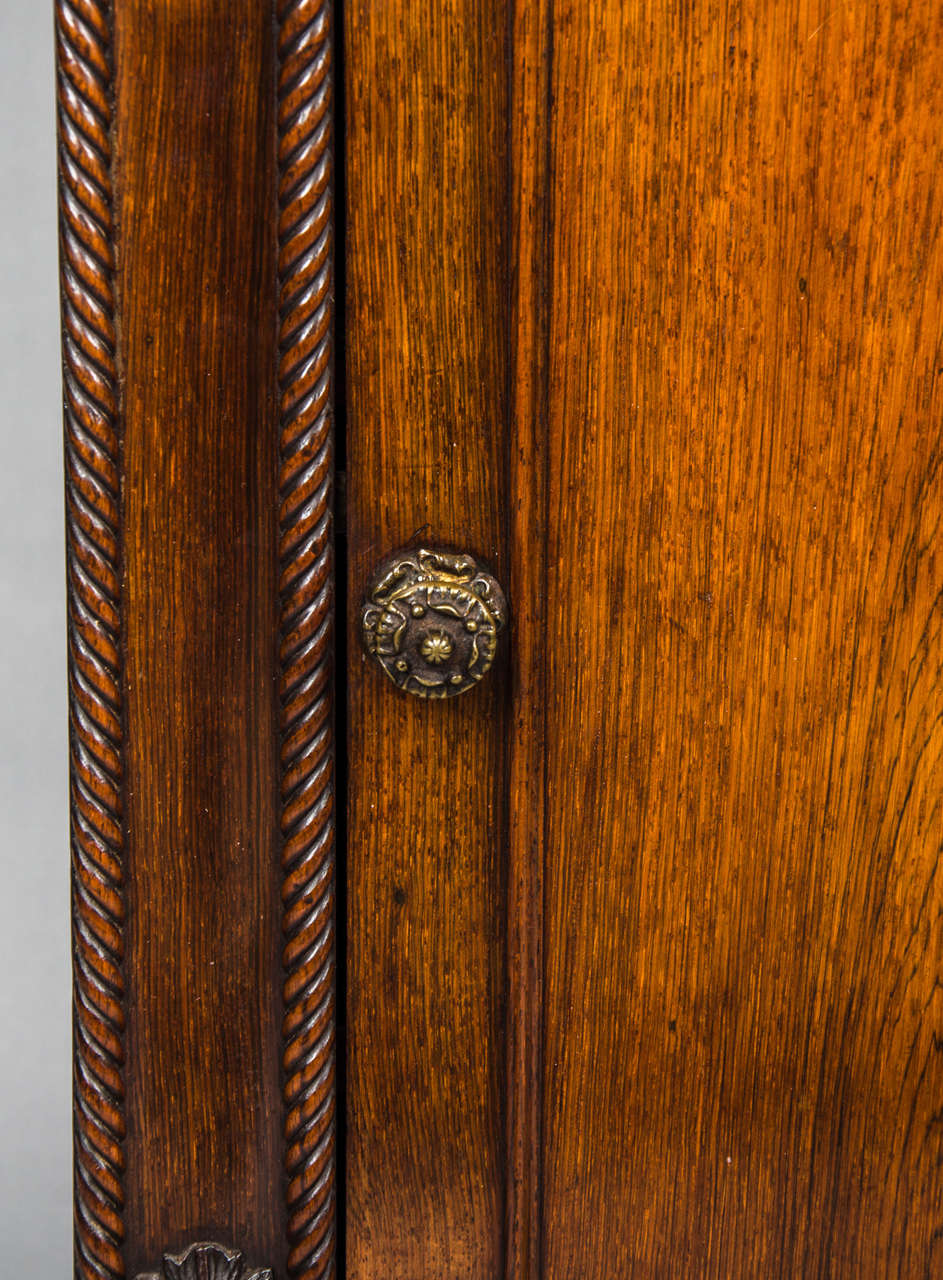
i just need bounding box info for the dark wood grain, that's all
[343,3,509,1276]
[528,1,943,1275]
[60,1,341,1274]
[505,1,552,1276]
[57,2,126,1276]
[111,2,283,1275]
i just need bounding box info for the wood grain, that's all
[343,3,509,1276]
[505,0,553,1276]
[61,0,943,1273]
[532,0,943,1274]
[113,2,284,1274]
[61,2,342,1274]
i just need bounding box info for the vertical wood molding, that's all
[59,0,339,1274]
[57,2,127,1278]
[276,3,338,1278]
[505,1,553,1276]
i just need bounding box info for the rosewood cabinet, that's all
[59,0,943,1276]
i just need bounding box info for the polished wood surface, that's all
[343,4,509,1277]
[533,1,943,1274]
[60,0,943,1274]
[115,4,283,1273]
[60,2,339,1276]
[505,1,553,1275]
[58,2,128,1274]
[345,0,943,1275]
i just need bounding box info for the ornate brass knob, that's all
[360,547,508,698]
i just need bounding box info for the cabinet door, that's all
[345,2,943,1277]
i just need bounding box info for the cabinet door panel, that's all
[534,2,943,1275]
[345,2,943,1275]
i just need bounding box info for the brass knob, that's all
[360,547,508,698]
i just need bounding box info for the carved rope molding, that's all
[59,1,338,1275]
[56,2,127,1278]
[276,3,338,1279]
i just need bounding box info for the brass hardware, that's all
[361,547,508,698]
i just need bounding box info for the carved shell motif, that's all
[136,1242,273,1280]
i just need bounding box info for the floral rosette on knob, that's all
[361,547,508,698]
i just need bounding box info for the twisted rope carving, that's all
[276,3,337,1277]
[57,2,126,1278]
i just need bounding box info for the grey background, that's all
[0,1,73,1274]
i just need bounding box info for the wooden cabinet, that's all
[59,1,943,1276]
